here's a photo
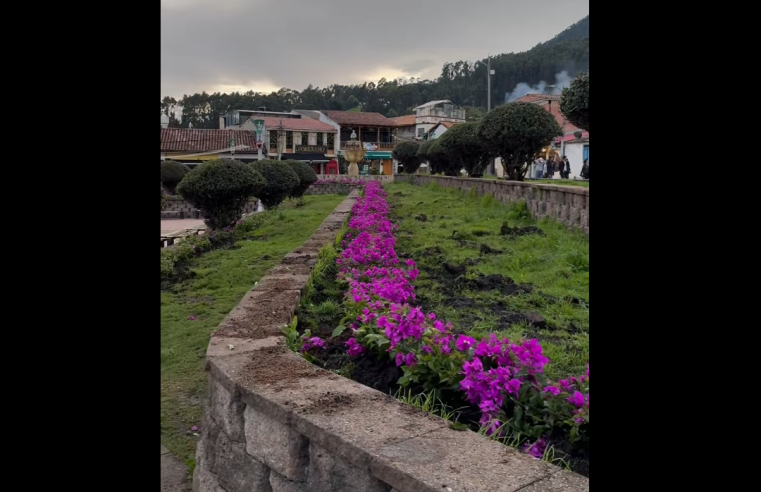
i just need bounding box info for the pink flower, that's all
[188,316,195,321]
[346,338,363,357]
[568,391,585,407]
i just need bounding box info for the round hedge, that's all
[283,160,318,198]
[392,141,421,174]
[248,159,300,208]
[160,160,190,193]
[176,159,265,229]
[161,185,167,211]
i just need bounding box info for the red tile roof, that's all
[161,128,258,153]
[388,115,416,127]
[249,116,336,132]
[324,111,395,127]
[514,93,561,103]
[513,94,584,135]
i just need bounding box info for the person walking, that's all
[561,156,571,179]
[580,158,589,179]
[544,157,554,179]
[534,157,545,179]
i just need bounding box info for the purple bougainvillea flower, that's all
[395,352,405,366]
[405,352,417,367]
[568,391,585,407]
[190,425,198,431]
[543,386,560,396]
[346,338,363,357]
[523,438,547,459]
[309,337,325,349]
[188,316,195,321]
[456,335,476,352]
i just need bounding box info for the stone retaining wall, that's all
[193,191,590,492]
[304,183,362,195]
[395,175,589,234]
[163,196,259,219]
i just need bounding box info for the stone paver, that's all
[161,444,191,492]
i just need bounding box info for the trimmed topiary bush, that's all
[160,160,190,193]
[161,185,167,210]
[249,159,300,208]
[283,160,318,198]
[392,141,422,174]
[176,159,265,230]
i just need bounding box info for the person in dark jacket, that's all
[544,156,554,178]
[561,156,570,179]
[580,158,589,179]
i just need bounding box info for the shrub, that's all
[161,185,167,210]
[176,158,265,229]
[160,160,190,193]
[392,141,422,174]
[249,159,300,208]
[436,123,490,177]
[283,160,318,198]
[560,71,589,131]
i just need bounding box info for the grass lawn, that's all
[386,181,588,381]
[160,194,346,463]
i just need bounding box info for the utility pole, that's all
[486,55,496,175]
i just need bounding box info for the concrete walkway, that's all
[161,219,206,236]
[161,445,191,492]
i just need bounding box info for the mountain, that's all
[161,15,589,129]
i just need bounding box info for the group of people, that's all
[533,155,589,180]
[534,155,570,179]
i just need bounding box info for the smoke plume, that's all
[505,70,573,103]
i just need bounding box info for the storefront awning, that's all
[364,151,392,159]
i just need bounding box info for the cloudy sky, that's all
[161,0,589,98]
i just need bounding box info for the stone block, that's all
[270,471,306,492]
[193,456,226,492]
[572,193,585,209]
[308,442,390,492]
[552,190,566,205]
[210,378,246,442]
[580,209,589,230]
[370,426,555,492]
[245,405,309,481]
[514,470,590,492]
[560,205,570,224]
[213,431,272,492]
[569,207,581,226]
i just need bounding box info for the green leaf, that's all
[331,325,347,338]
[449,422,469,431]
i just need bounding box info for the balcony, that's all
[339,141,395,151]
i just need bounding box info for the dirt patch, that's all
[299,392,361,416]
[414,214,428,222]
[240,340,323,390]
[500,221,546,237]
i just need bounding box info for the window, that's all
[316,133,324,146]
[327,133,335,149]
[417,127,425,137]
[301,132,309,145]
[269,130,278,147]
[286,131,293,148]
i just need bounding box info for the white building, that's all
[413,100,466,139]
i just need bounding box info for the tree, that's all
[160,160,190,194]
[477,102,562,181]
[161,185,167,211]
[560,71,589,131]
[392,141,422,174]
[436,123,490,177]
[421,138,456,175]
[249,159,300,208]
[176,159,265,229]
[386,108,399,118]
[283,160,318,198]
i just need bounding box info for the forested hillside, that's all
[161,15,589,129]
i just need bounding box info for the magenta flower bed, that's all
[301,182,589,474]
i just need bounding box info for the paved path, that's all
[161,445,191,491]
[161,219,205,236]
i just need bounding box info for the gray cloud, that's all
[161,0,589,98]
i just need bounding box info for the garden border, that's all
[193,190,590,492]
[394,175,589,234]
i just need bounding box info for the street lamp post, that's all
[486,55,496,175]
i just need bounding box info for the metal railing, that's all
[339,141,395,150]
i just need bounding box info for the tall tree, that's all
[560,71,589,131]
[477,103,561,181]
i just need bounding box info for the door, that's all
[583,146,589,162]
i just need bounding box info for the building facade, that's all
[160,128,261,164]
[413,100,466,139]
[221,110,339,171]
